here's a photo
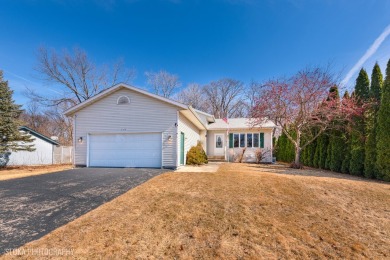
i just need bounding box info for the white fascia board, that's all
[64,83,188,116]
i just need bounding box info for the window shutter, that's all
[260,133,264,148]
[229,133,233,148]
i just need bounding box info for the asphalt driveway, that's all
[0,168,166,254]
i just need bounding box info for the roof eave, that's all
[19,126,60,145]
[208,126,276,131]
[64,83,188,116]
[182,106,207,130]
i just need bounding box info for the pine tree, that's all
[307,141,315,167]
[376,59,390,181]
[341,91,351,174]
[313,137,320,168]
[354,68,370,101]
[0,71,34,166]
[350,69,369,175]
[275,133,286,161]
[301,141,308,165]
[365,63,383,178]
[285,131,295,162]
[327,86,345,172]
[325,139,331,170]
[318,134,328,169]
[341,137,351,174]
[370,63,382,100]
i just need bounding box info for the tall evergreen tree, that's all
[354,68,370,101]
[313,136,320,168]
[350,69,369,175]
[325,140,331,170]
[376,59,390,181]
[326,86,345,172]
[307,141,316,167]
[370,63,382,100]
[0,71,34,166]
[365,63,383,178]
[341,91,351,174]
[318,134,328,169]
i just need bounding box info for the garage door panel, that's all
[89,133,162,168]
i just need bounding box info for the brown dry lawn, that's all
[2,163,390,259]
[0,164,73,181]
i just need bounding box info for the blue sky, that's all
[1,0,390,106]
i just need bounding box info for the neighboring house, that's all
[64,83,276,168]
[8,126,60,166]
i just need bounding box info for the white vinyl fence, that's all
[53,146,73,164]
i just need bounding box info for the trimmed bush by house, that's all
[186,142,208,165]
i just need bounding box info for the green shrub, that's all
[186,142,208,165]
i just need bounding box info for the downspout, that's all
[73,114,77,166]
[176,111,179,168]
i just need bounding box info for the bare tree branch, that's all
[145,70,181,98]
[203,78,246,118]
[33,46,136,106]
[250,67,362,167]
[175,83,208,111]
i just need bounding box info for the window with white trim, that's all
[230,132,264,148]
[233,134,239,148]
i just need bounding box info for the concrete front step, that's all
[208,156,225,160]
[208,159,227,162]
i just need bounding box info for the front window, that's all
[234,134,239,148]
[253,133,259,147]
[230,132,263,148]
[247,133,253,147]
[240,134,245,147]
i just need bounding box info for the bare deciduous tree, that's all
[175,83,208,110]
[203,78,245,118]
[245,80,262,109]
[20,102,73,145]
[26,46,135,145]
[145,70,180,98]
[251,67,361,167]
[31,46,136,106]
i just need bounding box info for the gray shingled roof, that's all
[207,118,276,130]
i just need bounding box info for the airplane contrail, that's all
[4,69,63,95]
[341,24,390,87]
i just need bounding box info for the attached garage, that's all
[65,84,210,168]
[88,133,162,168]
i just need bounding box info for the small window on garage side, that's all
[117,96,130,105]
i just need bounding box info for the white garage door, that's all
[89,133,162,168]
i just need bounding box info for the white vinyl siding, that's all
[74,88,178,167]
[177,113,201,165]
[8,137,54,165]
[207,129,273,163]
[229,130,273,163]
[206,130,226,158]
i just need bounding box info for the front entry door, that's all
[214,134,225,156]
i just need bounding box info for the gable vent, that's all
[117,96,130,105]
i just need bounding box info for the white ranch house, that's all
[64,84,276,168]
